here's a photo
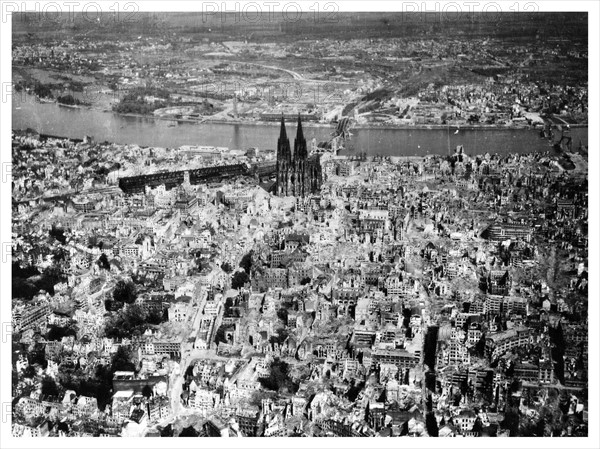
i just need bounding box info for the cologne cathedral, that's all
[275,115,323,197]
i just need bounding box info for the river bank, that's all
[101,109,588,131]
[17,91,587,131]
[13,92,588,157]
[10,131,528,169]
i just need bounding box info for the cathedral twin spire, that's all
[276,113,318,197]
[277,113,306,163]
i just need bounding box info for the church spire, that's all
[279,113,287,141]
[296,113,304,143]
[294,113,307,162]
[277,113,291,163]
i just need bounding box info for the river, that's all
[13,94,587,156]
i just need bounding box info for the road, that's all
[231,61,304,80]
[230,61,350,85]
[168,286,206,416]
[162,234,255,422]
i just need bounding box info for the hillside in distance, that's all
[13,11,587,44]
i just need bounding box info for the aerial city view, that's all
[8,8,590,440]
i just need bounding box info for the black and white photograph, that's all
[1,1,598,447]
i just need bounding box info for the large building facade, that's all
[276,115,323,197]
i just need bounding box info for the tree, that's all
[300,277,311,286]
[399,420,409,436]
[33,82,53,99]
[249,390,276,408]
[160,424,174,437]
[239,251,253,274]
[47,323,78,341]
[93,363,114,410]
[231,271,249,290]
[426,412,439,436]
[104,299,122,312]
[146,308,166,325]
[41,376,59,397]
[97,253,110,270]
[52,247,67,262]
[22,365,36,379]
[346,380,365,402]
[223,297,239,318]
[56,421,70,435]
[269,328,289,346]
[111,346,135,373]
[28,266,67,297]
[221,262,233,273]
[472,417,483,435]
[259,358,298,393]
[179,426,199,437]
[277,307,288,323]
[214,325,227,345]
[28,345,48,369]
[104,304,160,339]
[142,384,153,399]
[475,334,486,357]
[88,235,99,248]
[113,280,137,304]
[453,392,462,406]
[49,225,67,244]
[501,406,520,436]
[549,323,566,384]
